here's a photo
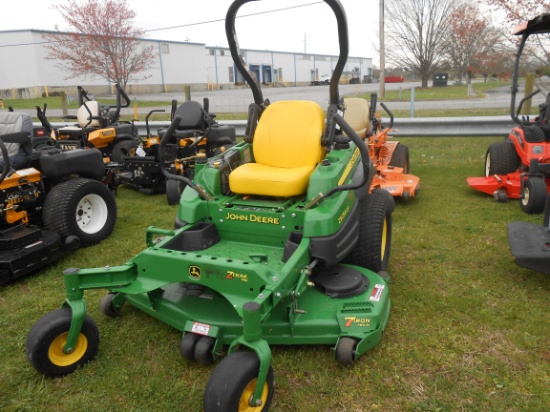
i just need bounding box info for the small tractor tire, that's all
[343,189,393,273]
[166,179,186,205]
[204,351,274,412]
[180,333,201,361]
[335,337,358,366]
[485,142,520,176]
[194,336,215,364]
[26,308,99,377]
[99,293,122,317]
[388,143,410,173]
[43,178,117,247]
[521,177,547,214]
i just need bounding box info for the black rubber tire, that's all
[204,351,275,412]
[485,141,520,176]
[343,189,393,273]
[388,143,410,173]
[194,336,215,364]
[111,140,138,162]
[26,308,99,377]
[43,178,117,247]
[543,194,550,228]
[166,179,186,206]
[335,337,358,366]
[99,293,122,317]
[180,333,201,361]
[521,178,547,214]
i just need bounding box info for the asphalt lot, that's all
[22,80,536,119]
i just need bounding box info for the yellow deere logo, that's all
[189,265,201,279]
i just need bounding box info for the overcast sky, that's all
[1,0,380,59]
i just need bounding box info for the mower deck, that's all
[0,226,72,284]
[467,172,524,199]
[126,266,390,348]
[507,221,550,275]
[373,165,420,199]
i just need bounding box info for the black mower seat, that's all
[229,100,325,197]
[0,111,33,171]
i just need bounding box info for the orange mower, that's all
[345,95,420,199]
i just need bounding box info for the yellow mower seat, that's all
[229,100,326,197]
[344,97,370,139]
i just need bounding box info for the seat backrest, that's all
[173,101,206,129]
[344,97,370,139]
[253,100,325,168]
[77,101,101,127]
[0,111,32,168]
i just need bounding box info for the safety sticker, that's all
[369,284,385,302]
[191,322,210,336]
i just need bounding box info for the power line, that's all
[0,1,324,48]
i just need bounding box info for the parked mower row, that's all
[15,3,550,412]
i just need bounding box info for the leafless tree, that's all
[384,0,459,87]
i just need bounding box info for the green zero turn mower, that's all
[26,1,393,410]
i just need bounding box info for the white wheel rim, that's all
[485,153,491,176]
[76,193,108,234]
[522,187,530,206]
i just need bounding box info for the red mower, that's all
[467,15,550,214]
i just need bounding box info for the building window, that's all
[161,43,170,54]
[210,49,215,55]
[228,67,234,82]
[220,50,225,56]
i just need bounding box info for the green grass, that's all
[363,81,511,102]
[1,137,549,411]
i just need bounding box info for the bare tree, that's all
[484,0,550,67]
[42,0,156,88]
[442,3,506,82]
[384,0,459,87]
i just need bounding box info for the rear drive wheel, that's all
[26,308,99,376]
[204,351,274,412]
[485,141,520,176]
[388,143,410,173]
[43,178,117,247]
[343,189,393,272]
[521,177,547,214]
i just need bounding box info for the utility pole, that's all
[379,0,385,98]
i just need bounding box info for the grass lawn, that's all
[362,81,511,102]
[0,136,548,411]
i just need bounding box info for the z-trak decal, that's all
[226,271,248,282]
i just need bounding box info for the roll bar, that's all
[225,0,349,106]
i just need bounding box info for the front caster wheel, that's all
[26,308,99,376]
[204,351,275,412]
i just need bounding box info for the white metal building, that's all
[0,30,373,98]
